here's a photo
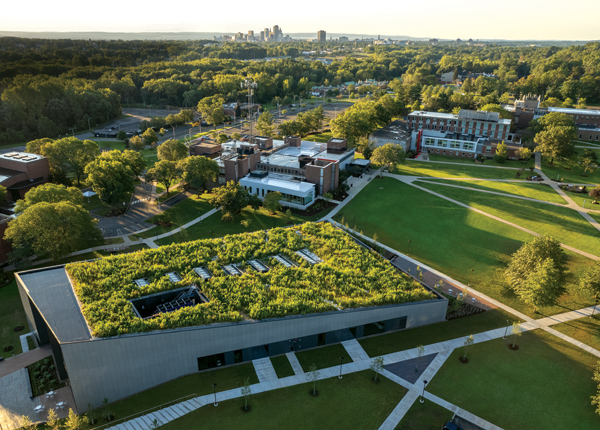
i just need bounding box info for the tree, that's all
[590,186,600,203]
[5,202,102,262]
[142,128,158,147]
[533,113,577,164]
[217,133,229,144]
[145,160,180,194]
[231,132,242,141]
[240,376,252,411]
[306,363,321,395]
[480,103,513,119]
[371,143,406,174]
[65,408,87,430]
[25,137,53,155]
[15,183,83,214]
[157,139,188,162]
[42,137,100,186]
[178,156,219,195]
[370,356,384,382]
[117,130,127,141]
[46,408,59,430]
[511,322,522,348]
[256,111,275,137]
[462,334,474,361]
[592,362,600,417]
[98,150,146,177]
[263,191,282,214]
[18,416,34,430]
[580,156,598,176]
[129,135,145,151]
[494,141,508,163]
[517,258,563,312]
[85,159,135,209]
[580,261,600,300]
[0,185,7,204]
[516,147,532,161]
[197,95,226,126]
[210,181,260,221]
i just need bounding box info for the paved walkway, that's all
[252,358,278,384]
[0,346,52,379]
[285,352,304,375]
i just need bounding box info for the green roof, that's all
[66,222,434,337]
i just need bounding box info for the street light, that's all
[87,117,92,132]
[353,215,356,229]
[503,320,511,339]
[407,239,411,255]
[339,356,344,379]
[212,383,218,406]
[420,380,428,403]
[210,230,213,239]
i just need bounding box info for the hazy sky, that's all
[2,0,599,40]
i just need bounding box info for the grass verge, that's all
[427,330,600,430]
[394,160,521,180]
[552,314,600,351]
[270,355,295,379]
[0,280,27,359]
[395,398,453,430]
[160,371,406,430]
[295,343,352,372]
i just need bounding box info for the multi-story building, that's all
[536,107,600,142]
[368,120,411,152]
[317,30,326,42]
[407,110,518,159]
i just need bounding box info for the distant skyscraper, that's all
[264,27,270,41]
[260,30,265,41]
[273,25,280,41]
[317,30,326,43]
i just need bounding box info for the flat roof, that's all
[0,152,44,163]
[18,267,92,343]
[547,107,600,116]
[409,110,511,125]
[240,174,315,193]
[409,111,456,119]
[371,120,411,140]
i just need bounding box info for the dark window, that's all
[318,333,326,346]
[234,349,243,363]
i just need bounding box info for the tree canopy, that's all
[31,137,100,185]
[197,95,226,126]
[263,191,282,214]
[15,183,83,214]
[371,143,406,172]
[5,201,102,262]
[145,160,180,194]
[157,139,188,162]
[85,159,135,208]
[256,111,275,137]
[97,150,146,177]
[210,181,260,221]
[178,156,219,195]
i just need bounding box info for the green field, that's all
[136,194,214,239]
[396,398,453,430]
[333,177,595,317]
[552,314,600,351]
[540,156,600,186]
[427,331,600,430]
[0,280,28,359]
[419,179,567,204]
[561,188,600,209]
[270,355,295,379]
[84,363,259,425]
[303,131,334,143]
[415,181,600,257]
[295,343,352,372]
[428,154,535,169]
[160,371,406,430]
[360,309,514,357]
[394,161,522,180]
[156,205,333,245]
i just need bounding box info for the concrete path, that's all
[285,352,305,375]
[0,346,52,379]
[19,332,33,353]
[341,339,370,362]
[252,358,278,384]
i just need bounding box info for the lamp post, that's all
[420,380,428,403]
[407,239,411,255]
[87,118,92,132]
[353,215,356,229]
[503,320,511,339]
[469,268,474,286]
[210,230,213,239]
[212,383,218,406]
[339,356,344,379]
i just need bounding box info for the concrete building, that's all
[16,230,448,411]
[317,30,326,43]
[369,120,412,152]
[537,106,600,142]
[0,152,50,202]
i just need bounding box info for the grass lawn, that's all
[0,280,28,359]
[428,154,535,169]
[156,205,334,246]
[415,181,600,257]
[540,156,600,186]
[552,314,600,351]
[136,194,214,239]
[395,398,453,430]
[85,363,259,425]
[295,343,352,372]
[160,371,406,430]
[427,331,600,430]
[562,188,600,209]
[270,355,295,378]
[333,177,595,318]
[394,160,522,180]
[303,131,334,143]
[83,194,114,213]
[97,140,127,151]
[420,179,567,204]
[360,309,515,358]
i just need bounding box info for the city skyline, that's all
[2,0,600,41]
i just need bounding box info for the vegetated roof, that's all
[66,222,435,338]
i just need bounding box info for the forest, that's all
[1,37,600,145]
